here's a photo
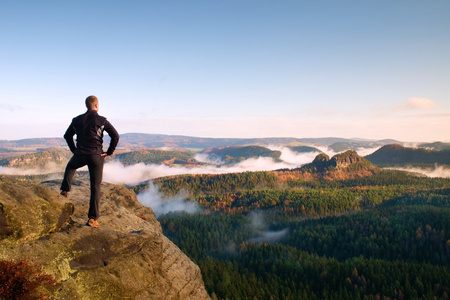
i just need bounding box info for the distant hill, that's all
[0,138,66,149]
[147,150,379,197]
[365,144,450,167]
[328,139,399,152]
[201,145,282,164]
[288,145,322,153]
[0,148,13,154]
[0,133,407,152]
[115,133,304,149]
[419,142,450,151]
[2,135,449,171]
[119,134,404,150]
[115,149,199,166]
[0,148,72,170]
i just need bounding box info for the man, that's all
[60,95,119,228]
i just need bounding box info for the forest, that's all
[201,146,282,164]
[115,149,197,166]
[365,144,450,167]
[138,164,450,299]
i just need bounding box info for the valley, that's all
[145,153,450,299]
[1,134,450,299]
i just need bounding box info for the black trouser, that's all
[60,154,104,220]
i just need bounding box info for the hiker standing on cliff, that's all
[60,95,119,228]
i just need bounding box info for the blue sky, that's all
[1,1,449,142]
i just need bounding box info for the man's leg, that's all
[60,154,87,193]
[87,154,104,220]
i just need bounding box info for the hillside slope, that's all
[0,134,402,151]
[365,144,450,166]
[201,145,281,164]
[148,150,380,200]
[0,148,71,170]
[0,175,210,300]
[115,149,199,166]
[289,150,378,181]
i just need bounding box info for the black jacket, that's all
[64,110,119,156]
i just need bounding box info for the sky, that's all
[1,1,449,143]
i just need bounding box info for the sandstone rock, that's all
[298,150,377,180]
[0,175,210,300]
[330,150,367,169]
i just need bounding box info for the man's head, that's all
[85,95,99,111]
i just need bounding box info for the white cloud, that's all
[137,182,201,217]
[102,155,306,186]
[246,212,289,244]
[0,163,67,175]
[0,166,44,175]
[388,165,450,178]
[100,146,333,185]
[408,98,438,109]
[395,98,438,111]
[267,145,320,165]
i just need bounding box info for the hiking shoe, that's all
[86,219,100,228]
[60,191,68,197]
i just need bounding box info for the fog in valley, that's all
[387,165,450,179]
[1,145,449,219]
[246,212,289,244]
[1,145,448,185]
[137,182,201,218]
[103,145,381,186]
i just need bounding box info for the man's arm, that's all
[63,123,77,153]
[104,120,119,156]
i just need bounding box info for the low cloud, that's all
[246,212,289,244]
[248,229,289,244]
[353,146,381,156]
[103,147,322,185]
[388,165,450,178]
[1,145,382,185]
[309,145,380,157]
[102,157,296,186]
[0,166,43,175]
[267,145,319,165]
[0,146,321,185]
[0,163,66,176]
[194,153,224,165]
[137,182,200,217]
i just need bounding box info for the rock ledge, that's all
[0,175,210,300]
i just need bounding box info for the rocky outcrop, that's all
[0,175,210,300]
[297,150,377,180]
[330,150,369,169]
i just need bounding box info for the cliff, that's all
[0,175,210,300]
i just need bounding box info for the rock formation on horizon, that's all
[296,150,377,180]
[0,175,210,299]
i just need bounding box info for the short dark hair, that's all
[85,95,98,110]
